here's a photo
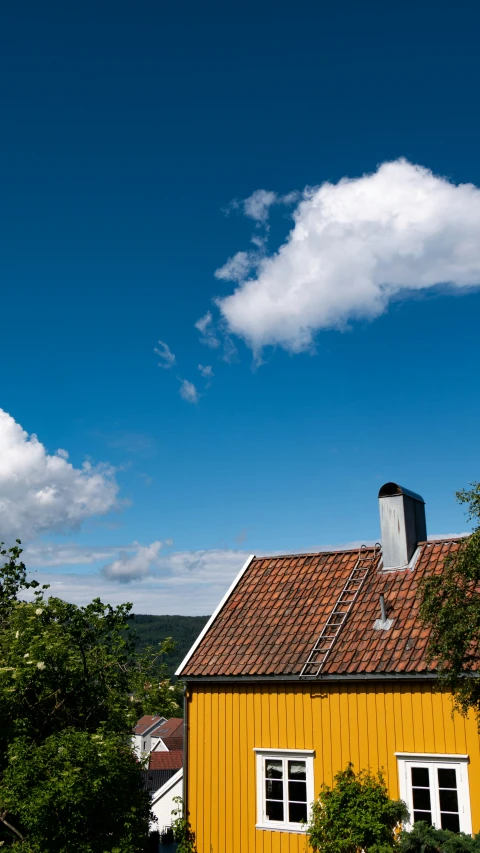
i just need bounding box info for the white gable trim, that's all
[175,554,256,676]
[151,767,183,805]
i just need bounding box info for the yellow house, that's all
[176,483,480,852]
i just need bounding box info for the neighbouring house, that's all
[151,768,183,837]
[132,715,166,759]
[176,482,480,853]
[145,751,184,834]
[150,717,184,753]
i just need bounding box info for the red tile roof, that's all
[178,540,462,678]
[149,750,184,771]
[152,718,183,740]
[133,715,164,735]
[162,736,183,751]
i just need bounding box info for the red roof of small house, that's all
[133,715,164,735]
[149,750,184,771]
[177,539,462,679]
[151,718,183,751]
[152,718,183,739]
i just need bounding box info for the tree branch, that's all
[0,811,25,842]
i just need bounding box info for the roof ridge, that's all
[254,544,379,560]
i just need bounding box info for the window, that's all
[254,749,314,832]
[396,754,472,834]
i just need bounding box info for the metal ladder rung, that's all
[299,544,380,679]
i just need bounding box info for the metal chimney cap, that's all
[378,482,425,504]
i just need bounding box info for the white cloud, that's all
[0,410,119,542]
[243,190,278,223]
[24,542,122,567]
[198,364,214,379]
[194,311,220,349]
[242,189,299,223]
[154,340,176,369]
[102,541,163,583]
[215,251,259,283]
[25,548,251,614]
[179,379,199,404]
[216,160,480,353]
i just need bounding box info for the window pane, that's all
[438,768,457,789]
[413,811,432,825]
[266,800,284,821]
[289,801,308,823]
[411,767,430,787]
[288,760,306,780]
[289,780,307,802]
[412,788,432,810]
[441,813,460,833]
[439,788,459,813]
[266,760,283,779]
[265,780,283,800]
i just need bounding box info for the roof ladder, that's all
[299,544,380,679]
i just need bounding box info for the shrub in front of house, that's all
[399,821,480,853]
[307,763,409,853]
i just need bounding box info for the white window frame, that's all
[396,753,472,834]
[254,748,315,833]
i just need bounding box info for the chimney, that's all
[378,482,427,570]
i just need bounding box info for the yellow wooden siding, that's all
[186,682,480,853]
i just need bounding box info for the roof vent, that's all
[378,482,427,570]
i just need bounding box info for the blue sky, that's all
[1,0,479,613]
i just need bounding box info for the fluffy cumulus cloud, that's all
[0,409,119,541]
[179,379,199,404]
[216,160,480,353]
[102,541,163,583]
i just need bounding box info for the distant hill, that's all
[130,614,209,679]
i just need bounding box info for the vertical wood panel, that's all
[420,685,435,753]
[217,688,226,853]
[224,689,234,853]
[356,686,369,770]
[203,690,212,849]
[410,687,425,753]
[277,686,287,750]
[244,687,257,853]
[374,687,389,779]
[187,691,198,835]
[232,690,242,852]
[430,688,446,753]
[195,690,204,848]
[366,686,380,772]
[329,688,342,781]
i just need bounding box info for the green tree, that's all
[307,763,409,853]
[0,542,181,851]
[419,482,480,721]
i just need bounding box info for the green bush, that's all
[400,822,480,853]
[307,763,409,853]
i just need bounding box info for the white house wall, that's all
[150,771,183,833]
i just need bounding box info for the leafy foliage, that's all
[171,797,197,853]
[399,821,480,853]
[0,542,181,851]
[419,483,480,720]
[307,763,409,853]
